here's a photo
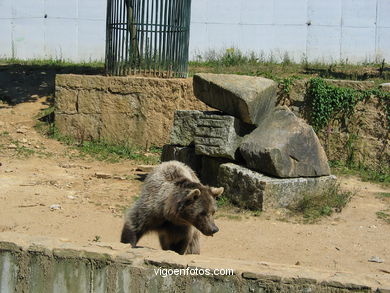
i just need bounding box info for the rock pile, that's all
[162,73,336,210]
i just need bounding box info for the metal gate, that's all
[105,0,192,78]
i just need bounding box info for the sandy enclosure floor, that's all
[0,88,389,282]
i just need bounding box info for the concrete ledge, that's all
[0,233,388,292]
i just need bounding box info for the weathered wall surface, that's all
[284,79,389,170]
[55,74,210,148]
[55,74,388,171]
[0,233,389,293]
[1,0,389,63]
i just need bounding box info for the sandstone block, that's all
[218,163,337,210]
[193,73,278,125]
[194,113,254,160]
[170,110,253,159]
[170,110,202,146]
[55,74,210,148]
[240,107,330,178]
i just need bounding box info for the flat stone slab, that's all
[193,73,278,126]
[170,110,253,160]
[218,163,337,210]
[240,107,330,178]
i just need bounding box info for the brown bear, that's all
[120,160,224,255]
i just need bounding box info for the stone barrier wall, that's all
[55,74,210,148]
[0,233,389,293]
[54,75,388,169]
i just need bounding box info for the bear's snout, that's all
[211,225,219,234]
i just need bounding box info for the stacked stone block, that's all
[162,73,335,210]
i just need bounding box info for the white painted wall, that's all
[0,0,389,63]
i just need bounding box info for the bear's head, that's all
[170,177,224,236]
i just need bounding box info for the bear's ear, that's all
[210,187,224,198]
[184,189,200,204]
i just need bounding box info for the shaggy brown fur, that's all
[121,161,224,255]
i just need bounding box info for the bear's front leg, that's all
[169,238,190,255]
[120,223,139,247]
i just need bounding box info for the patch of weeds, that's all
[252,210,262,217]
[226,214,242,220]
[1,131,9,136]
[290,183,353,223]
[376,211,390,224]
[330,160,390,187]
[307,78,390,132]
[36,113,161,164]
[376,192,390,199]
[217,196,230,208]
[1,58,105,70]
[78,141,161,164]
[92,235,101,242]
[10,140,35,158]
[277,75,301,105]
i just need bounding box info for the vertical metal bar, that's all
[167,0,173,77]
[106,0,192,77]
[119,0,124,75]
[162,0,168,75]
[105,0,111,74]
[145,0,149,75]
[124,0,129,75]
[157,0,163,76]
[112,0,117,75]
[153,0,157,76]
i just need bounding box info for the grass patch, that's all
[35,107,161,164]
[215,196,262,220]
[290,183,353,223]
[0,58,104,69]
[376,211,390,224]
[330,160,390,187]
[377,192,390,199]
[189,49,389,83]
[77,141,161,164]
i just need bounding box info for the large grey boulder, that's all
[193,73,278,126]
[218,163,337,210]
[239,107,330,178]
[194,112,254,160]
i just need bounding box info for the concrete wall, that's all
[0,0,105,62]
[0,0,389,63]
[0,233,389,292]
[190,0,390,63]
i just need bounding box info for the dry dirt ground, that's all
[0,67,389,283]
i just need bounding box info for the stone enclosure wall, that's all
[55,74,210,148]
[55,74,388,170]
[285,79,389,170]
[1,233,389,293]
